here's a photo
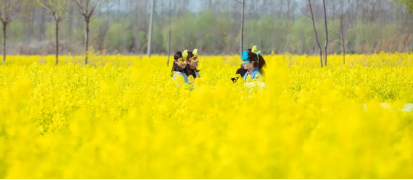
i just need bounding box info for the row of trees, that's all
[1,0,413,66]
[0,0,108,65]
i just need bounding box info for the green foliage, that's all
[2,7,410,55]
[5,19,24,41]
[394,0,413,13]
[107,22,124,51]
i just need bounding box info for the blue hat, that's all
[241,51,249,60]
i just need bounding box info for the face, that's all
[188,60,198,69]
[244,61,254,70]
[175,60,187,69]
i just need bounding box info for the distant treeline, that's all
[0,0,412,55]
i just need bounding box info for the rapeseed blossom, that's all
[0,53,412,178]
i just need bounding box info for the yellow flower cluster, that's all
[0,53,412,178]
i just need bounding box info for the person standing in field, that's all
[242,46,266,80]
[172,51,189,84]
[185,49,201,79]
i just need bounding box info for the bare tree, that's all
[234,0,245,56]
[37,0,69,65]
[295,0,323,67]
[0,0,23,65]
[73,0,105,65]
[340,15,346,64]
[309,0,323,67]
[166,0,172,66]
[323,0,328,66]
[147,0,155,57]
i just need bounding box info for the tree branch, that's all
[57,0,69,20]
[293,0,312,19]
[234,0,243,4]
[36,0,52,12]
[73,0,87,16]
[89,0,100,17]
[329,29,341,39]
[328,40,342,46]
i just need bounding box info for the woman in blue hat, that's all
[236,48,251,78]
[232,49,251,83]
[242,46,266,80]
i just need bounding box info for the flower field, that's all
[0,53,413,178]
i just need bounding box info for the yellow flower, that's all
[0,54,412,178]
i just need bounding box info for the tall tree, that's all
[0,0,23,65]
[234,0,245,56]
[308,0,323,67]
[323,0,328,66]
[295,0,323,67]
[73,0,105,65]
[147,0,155,57]
[340,15,346,64]
[37,0,69,65]
[166,0,172,66]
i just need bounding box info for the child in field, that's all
[242,46,266,80]
[171,51,189,84]
[185,49,201,79]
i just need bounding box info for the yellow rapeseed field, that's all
[0,53,413,178]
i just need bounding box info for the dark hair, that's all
[171,51,184,76]
[185,51,200,78]
[174,51,183,60]
[248,52,266,75]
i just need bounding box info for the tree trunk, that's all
[240,0,245,56]
[55,21,59,66]
[308,0,323,67]
[319,50,323,67]
[166,0,172,66]
[85,18,90,65]
[147,0,155,57]
[167,23,171,66]
[2,23,6,65]
[341,16,346,64]
[323,0,328,66]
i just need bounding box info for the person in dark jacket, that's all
[185,49,201,79]
[236,64,247,78]
[171,51,189,84]
[232,48,251,83]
